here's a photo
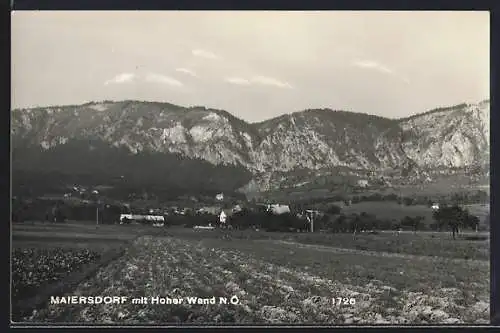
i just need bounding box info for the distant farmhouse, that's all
[267,204,291,215]
[119,214,165,225]
[198,206,219,215]
[357,179,369,188]
[232,204,243,214]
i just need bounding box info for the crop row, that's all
[25,236,489,324]
[12,247,102,302]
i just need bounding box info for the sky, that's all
[11,11,489,123]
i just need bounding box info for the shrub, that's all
[463,235,488,241]
[403,197,415,206]
[325,204,341,215]
[231,210,307,232]
[383,193,398,202]
[400,215,425,232]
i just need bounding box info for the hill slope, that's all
[11,100,490,193]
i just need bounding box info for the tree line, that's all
[200,204,484,237]
[287,190,489,210]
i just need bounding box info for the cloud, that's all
[175,68,197,77]
[192,49,220,60]
[224,75,293,89]
[145,73,183,86]
[104,72,186,87]
[104,73,135,85]
[352,60,410,84]
[251,76,293,89]
[225,77,251,85]
[352,60,393,74]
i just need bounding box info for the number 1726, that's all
[332,297,356,305]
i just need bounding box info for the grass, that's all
[158,227,489,261]
[342,202,435,222]
[267,175,489,202]
[12,222,489,262]
[12,223,138,250]
[198,238,488,294]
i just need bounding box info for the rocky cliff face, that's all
[398,101,489,169]
[11,99,490,191]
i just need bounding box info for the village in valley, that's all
[12,169,490,235]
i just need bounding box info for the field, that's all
[12,222,490,325]
[338,202,490,226]
[11,223,139,321]
[266,174,489,202]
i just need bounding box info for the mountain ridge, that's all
[11,99,490,192]
[12,98,489,123]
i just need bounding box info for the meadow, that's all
[337,202,489,227]
[11,222,490,325]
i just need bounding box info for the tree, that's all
[384,193,398,202]
[465,214,480,232]
[378,219,393,231]
[413,216,425,233]
[231,208,253,230]
[325,204,341,215]
[318,214,336,231]
[432,205,470,239]
[401,215,425,233]
[351,215,361,236]
[391,219,401,231]
[332,214,348,233]
[403,197,414,206]
[401,216,414,230]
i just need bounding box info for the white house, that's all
[232,204,242,213]
[193,225,215,230]
[119,214,165,224]
[219,210,227,224]
[357,179,369,188]
[200,206,219,215]
[267,204,291,215]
